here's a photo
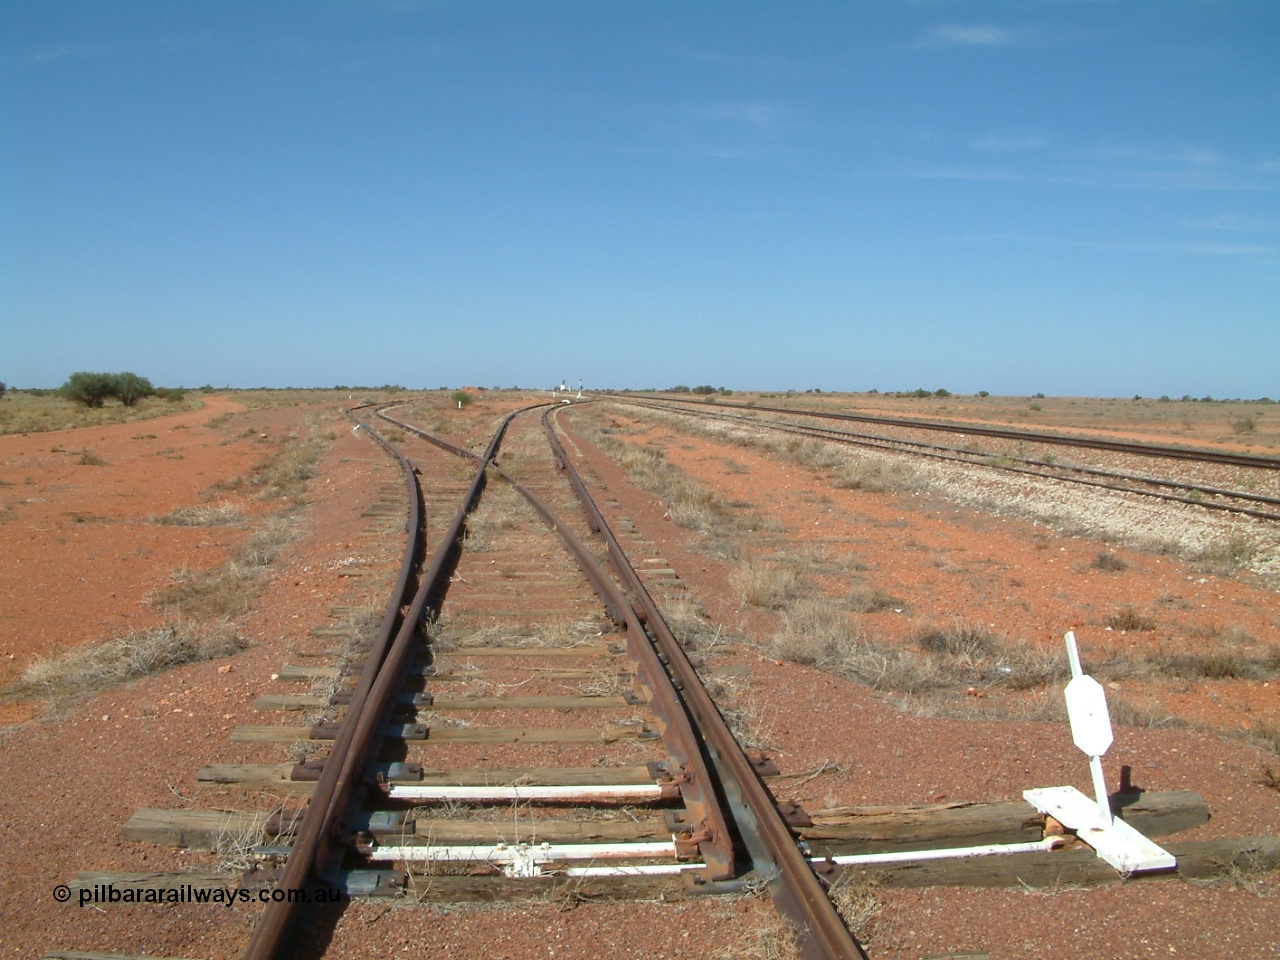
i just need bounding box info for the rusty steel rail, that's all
[617,398,1280,524]
[242,407,518,960]
[545,405,868,960]
[377,404,738,880]
[633,394,1280,470]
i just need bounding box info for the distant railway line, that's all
[619,396,1280,525]
[632,395,1280,470]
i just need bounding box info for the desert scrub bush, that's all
[151,502,245,527]
[111,372,154,407]
[1152,650,1278,681]
[1192,533,1259,574]
[770,598,852,665]
[768,598,937,692]
[831,455,920,494]
[216,424,329,503]
[916,621,1002,663]
[913,621,1068,691]
[661,594,733,654]
[59,371,155,407]
[845,583,902,613]
[60,371,118,408]
[76,449,106,466]
[151,515,301,619]
[1092,551,1129,572]
[8,623,246,705]
[731,556,803,609]
[1108,606,1157,632]
[450,390,474,407]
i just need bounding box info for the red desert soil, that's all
[0,396,268,713]
[1,392,1277,959]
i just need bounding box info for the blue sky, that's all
[3,1,1278,396]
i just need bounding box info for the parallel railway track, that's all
[632,395,1280,470]
[617,397,1280,524]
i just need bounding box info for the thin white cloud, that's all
[914,24,1018,48]
[1182,214,1280,233]
[971,132,1049,153]
[685,102,782,133]
[27,43,110,65]
[959,231,1279,260]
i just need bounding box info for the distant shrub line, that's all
[58,371,186,407]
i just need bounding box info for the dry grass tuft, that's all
[1107,606,1156,632]
[576,417,756,551]
[768,599,941,693]
[732,556,803,609]
[713,902,801,960]
[771,598,855,665]
[1153,650,1276,681]
[1193,533,1260,574]
[464,481,530,550]
[1105,690,1179,729]
[151,502,246,527]
[8,623,247,705]
[1247,722,1280,754]
[661,594,733,654]
[845,583,903,613]
[1092,551,1129,572]
[832,455,920,493]
[214,423,329,503]
[828,875,888,947]
[916,621,1002,662]
[213,813,270,873]
[152,516,301,620]
[617,445,726,533]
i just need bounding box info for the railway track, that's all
[616,397,1280,524]
[633,395,1280,470]
[227,400,868,959]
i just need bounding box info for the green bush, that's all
[450,390,474,407]
[59,371,156,407]
[111,372,154,406]
[61,372,117,407]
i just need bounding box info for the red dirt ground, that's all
[1,392,1277,959]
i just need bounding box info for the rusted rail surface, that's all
[617,398,1280,523]
[242,408,515,959]
[377,405,738,881]
[243,401,866,960]
[544,405,868,960]
[633,394,1280,470]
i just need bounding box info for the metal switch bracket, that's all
[1024,785,1176,875]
